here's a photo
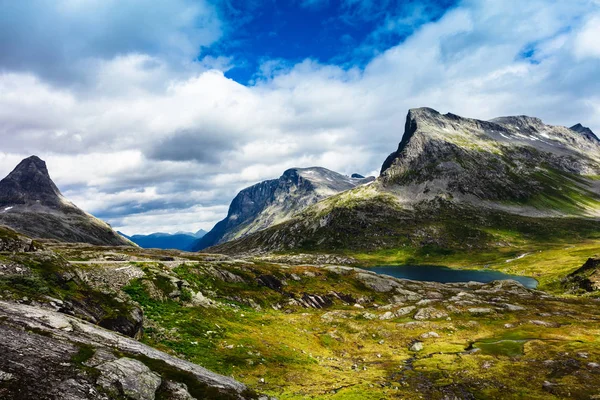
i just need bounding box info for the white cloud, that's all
[574,15,600,59]
[0,0,599,234]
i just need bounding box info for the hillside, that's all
[192,167,373,250]
[208,108,600,258]
[0,156,132,246]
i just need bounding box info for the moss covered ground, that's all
[7,244,592,399]
[2,240,600,398]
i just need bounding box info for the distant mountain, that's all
[208,108,600,255]
[0,156,132,246]
[123,230,206,251]
[192,167,374,251]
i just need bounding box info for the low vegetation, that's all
[2,241,599,399]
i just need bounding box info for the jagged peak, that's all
[9,155,52,179]
[571,123,599,142]
[381,107,600,177]
[0,155,63,207]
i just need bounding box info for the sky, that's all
[0,0,599,235]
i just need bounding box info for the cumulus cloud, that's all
[0,0,222,83]
[573,14,600,59]
[0,0,599,234]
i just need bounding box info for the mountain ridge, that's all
[193,167,374,251]
[207,108,600,256]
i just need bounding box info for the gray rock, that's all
[0,370,14,381]
[530,320,560,328]
[502,303,526,311]
[162,381,195,400]
[394,306,416,317]
[0,300,256,399]
[414,307,448,320]
[356,272,402,293]
[97,358,162,400]
[468,307,494,314]
[409,341,424,352]
[379,311,395,320]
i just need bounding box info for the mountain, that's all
[570,123,599,142]
[174,229,207,238]
[125,230,207,251]
[192,167,374,251]
[207,108,600,255]
[0,156,132,246]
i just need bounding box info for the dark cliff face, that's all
[0,156,132,246]
[380,107,423,175]
[571,123,599,142]
[0,155,65,208]
[193,167,374,251]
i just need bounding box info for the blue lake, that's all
[367,265,538,289]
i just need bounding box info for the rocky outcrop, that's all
[0,156,133,246]
[0,300,259,400]
[563,258,600,293]
[193,167,373,251]
[0,225,38,252]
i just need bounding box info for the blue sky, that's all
[205,0,458,82]
[0,0,599,234]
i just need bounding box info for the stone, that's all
[502,303,526,311]
[0,370,14,381]
[362,312,377,320]
[468,307,493,314]
[394,306,416,317]
[414,307,448,320]
[96,358,162,400]
[379,311,395,320]
[530,320,560,328]
[0,301,252,399]
[409,341,424,352]
[356,273,402,293]
[421,331,439,339]
[162,381,195,400]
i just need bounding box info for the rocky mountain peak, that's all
[0,156,133,246]
[0,155,64,208]
[571,123,599,142]
[193,166,374,251]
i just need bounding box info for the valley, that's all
[0,108,599,399]
[2,234,600,399]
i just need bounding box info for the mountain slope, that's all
[193,167,374,250]
[125,230,206,251]
[208,108,600,256]
[0,156,132,246]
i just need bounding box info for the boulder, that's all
[97,358,162,400]
[414,307,448,320]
